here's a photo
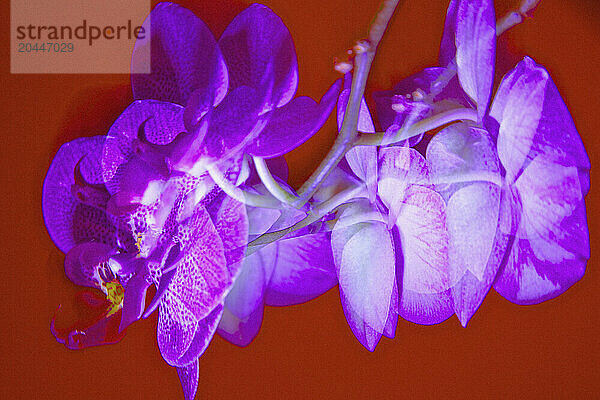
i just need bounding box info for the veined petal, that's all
[218,3,298,110]
[176,359,199,400]
[157,292,199,366]
[131,2,228,107]
[454,0,496,119]
[264,232,337,306]
[43,136,116,253]
[207,192,249,270]
[246,79,342,158]
[168,206,228,321]
[172,305,224,367]
[332,216,397,339]
[490,57,590,183]
[494,155,588,304]
[390,186,451,295]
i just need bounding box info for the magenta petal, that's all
[201,85,268,161]
[157,291,200,366]
[43,136,116,253]
[173,305,224,367]
[218,4,298,110]
[490,57,590,183]
[102,100,184,190]
[439,0,458,66]
[169,206,228,321]
[131,2,228,106]
[176,359,199,400]
[119,264,151,332]
[454,0,496,120]
[208,193,248,270]
[264,232,337,306]
[246,79,342,158]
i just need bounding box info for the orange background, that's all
[2,0,599,398]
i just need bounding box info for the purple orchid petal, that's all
[332,208,397,346]
[247,206,282,237]
[439,0,458,66]
[119,262,151,332]
[246,79,342,158]
[201,85,269,162]
[208,193,249,270]
[218,303,264,347]
[176,359,199,400]
[43,136,116,253]
[378,147,431,225]
[102,100,184,191]
[168,205,228,321]
[494,155,588,304]
[264,232,337,306]
[173,305,224,367]
[490,57,590,183]
[218,3,298,110]
[454,0,496,120]
[131,2,228,107]
[246,156,289,187]
[224,250,268,320]
[142,267,177,319]
[373,68,471,146]
[64,242,116,288]
[157,290,200,366]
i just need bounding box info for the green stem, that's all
[252,156,299,205]
[354,107,478,146]
[208,166,281,209]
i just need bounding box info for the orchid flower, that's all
[332,85,452,351]
[426,0,590,325]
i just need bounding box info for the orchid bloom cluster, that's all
[43,0,590,399]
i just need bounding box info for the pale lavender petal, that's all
[131,2,228,106]
[490,57,590,183]
[222,250,269,320]
[247,206,281,237]
[173,305,224,367]
[264,232,337,306]
[494,155,588,304]
[176,359,199,400]
[218,3,298,110]
[454,0,496,120]
[246,79,342,158]
[43,136,116,253]
[332,218,397,338]
[217,303,263,347]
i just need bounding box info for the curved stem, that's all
[207,166,281,209]
[252,156,299,205]
[248,185,367,253]
[355,107,478,146]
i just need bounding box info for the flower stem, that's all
[252,156,299,206]
[293,0,401,208]
[208,166,281,209]
[247,185,367,253]
[354,107,478,146]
